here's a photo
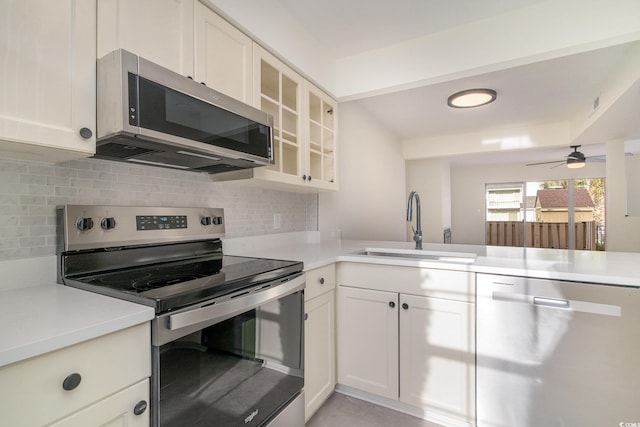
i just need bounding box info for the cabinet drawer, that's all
[305,264,336,301]
[49,379,150,427]
[337,262,474,302]
[0,323,150,427]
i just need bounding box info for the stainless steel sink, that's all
[353,248,476,264]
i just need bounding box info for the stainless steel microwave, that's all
[95,49,273,174]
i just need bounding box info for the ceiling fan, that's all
[525,145,604,169]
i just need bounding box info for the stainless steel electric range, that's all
[57,205,305,427]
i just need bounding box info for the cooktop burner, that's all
[87,259,224,293]
[66,255,302,313]
[133,275,206,291]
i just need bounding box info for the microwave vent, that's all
[96,140,155,159]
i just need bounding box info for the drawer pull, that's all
[319,277,325,285]
[62,373,82,391]
[133,400,148,416]
[388,301,395,308]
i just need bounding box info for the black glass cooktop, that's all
[68,255,302,313]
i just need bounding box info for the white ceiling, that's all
[277,0,547,58]
[350,44,634,140]
[274,0,640,164]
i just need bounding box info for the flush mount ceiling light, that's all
[447,88,497,108]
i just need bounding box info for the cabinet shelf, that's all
[281,130,298,144]
[282,139,299,148]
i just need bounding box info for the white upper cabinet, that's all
[252,44,306,186]
[0,0,97,162]
[194,2,253,104]
[251,44,338,191]
[305,84,337,190]
[97,0,194,77]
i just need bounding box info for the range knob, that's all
[101,217,117,230]
[200,216,213,226]
[76,217,94,231]
[212,216,224,225]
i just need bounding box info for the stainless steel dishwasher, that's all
[477,273,640,427]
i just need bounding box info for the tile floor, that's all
[306,393,443,427]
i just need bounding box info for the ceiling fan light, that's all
[448,89,497,108]
[566,157,586,168]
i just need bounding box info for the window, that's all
[486,178,605,250]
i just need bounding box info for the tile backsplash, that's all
[0,158,318,260]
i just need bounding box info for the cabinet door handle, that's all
[388,301,395,308]
[304,313,309,320]
[79,127,93,139]
[402,303,409,310]
[319,277,325,285]
[133,400,148,416]
[307,175,312,182]
[302,175,307,181]
[62,373,82,391]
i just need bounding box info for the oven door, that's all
[151,274,305,427]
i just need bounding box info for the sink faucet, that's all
[406,191,422,250]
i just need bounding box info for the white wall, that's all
[319,103,406,241]
[605,140,640,251]
[450,159,606,245]
[403,122,571,160]
[0,157,317,260]
[406,159,451,244]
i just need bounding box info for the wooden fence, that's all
[486,221,596,250]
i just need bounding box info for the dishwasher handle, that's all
[533,296,570,309]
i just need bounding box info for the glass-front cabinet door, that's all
[253,44,304,185]
[306,84,337,190]
[252,44,338,191]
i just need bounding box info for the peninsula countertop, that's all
[223,232,640,288]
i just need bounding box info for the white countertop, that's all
[223,232,640,288]
[0,284,155,368]
[2,231,637,368]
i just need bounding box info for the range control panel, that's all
[59,205,225,251]
[136,215,188,230]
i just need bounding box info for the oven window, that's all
[158,291,303,426]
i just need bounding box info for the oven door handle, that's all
[154,274,305,345]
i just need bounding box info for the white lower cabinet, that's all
[49,379,149,427]
[0,323,150,427]
[337,287,398,399]
[336,263,476,427]
[399,294,475,422]
[304,264,336,421]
